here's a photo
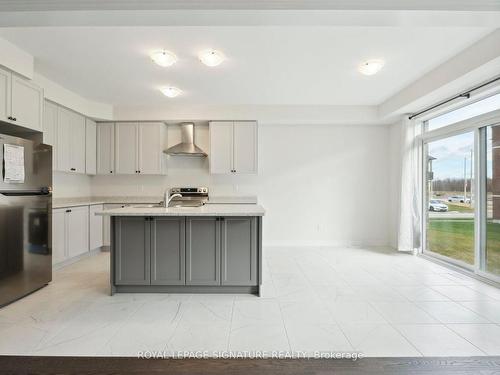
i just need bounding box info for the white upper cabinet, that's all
[55,106,86,174]
[209,121,257,175]
[0,67,11,124]
[43,100,57,147]
[0,67,43,131]
[97,123,115,175]
[115,122,138,174]
[85,118,97,175]
[70,111,86,173]
[138,122,166,175]
[233,121,258,174]
[209,121,233,174]
[11,74,43,131]
[113,122,166,175]
[56,106,72,172]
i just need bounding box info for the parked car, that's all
[447,195,471,203]
[429,200,448,212]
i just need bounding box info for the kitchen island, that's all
[97,204,265,295]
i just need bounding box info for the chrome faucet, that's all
[164,192,182,208]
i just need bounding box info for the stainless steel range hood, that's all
[164,122,207,157]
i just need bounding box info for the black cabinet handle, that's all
[66,209,72,213]
[70,168,76,171]
[12,117,16,121]
[110,171,113,174]
[7,116,12,120]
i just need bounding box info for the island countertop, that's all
[96,203,266,217]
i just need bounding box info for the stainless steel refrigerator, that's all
[0,132,52,307]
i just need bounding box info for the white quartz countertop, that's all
[52,196,162,209]
[52,195,257,209]
[96,204,265,217]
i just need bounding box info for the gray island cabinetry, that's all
[98,204,264,295]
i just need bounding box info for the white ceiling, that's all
[1,0,499,11]
[0,26,494,107]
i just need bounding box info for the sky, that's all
[427,93,500,180]
[428,132,474,180]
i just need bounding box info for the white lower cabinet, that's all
[52,209,66,265]
[67,206,89,258]
[52,205,89,265]
[89,204,104,250]
[103,204,130,246]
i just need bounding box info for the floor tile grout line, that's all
[387,322,425,357]
[450,300,496,324]
[442,323,490,356]
[226,297,235,352]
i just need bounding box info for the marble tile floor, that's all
[1,246,500,357]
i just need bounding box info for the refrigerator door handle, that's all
[0,187,51,196]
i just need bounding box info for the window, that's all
[425,132,475,266]
[422,89,500,281]
[427,93,500,131]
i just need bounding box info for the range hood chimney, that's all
[164,122,207,157]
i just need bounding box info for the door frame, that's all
[420,109,500,283]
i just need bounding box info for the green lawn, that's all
[428,219,500,275]
[445,203,473,213]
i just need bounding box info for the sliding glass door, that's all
[485,125,500,277]
[421,92,500,281]
[425,131,475,268]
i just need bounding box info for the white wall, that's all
[90,123,392,247]
[53,172,92,198]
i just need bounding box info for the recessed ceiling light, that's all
[151,50,177,67]
[160,87,182,98]
[199,49,225,67]
[358,59,385,76]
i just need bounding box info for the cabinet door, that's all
[70,111,86,174]
[43,100,57,147]
[209,121,233,174]
[97,123,115,175]
[221,217,257,286]
[0,67,11,123]
[85,118,97,175]
[186,217,220,285]
[11,74,43,131]
[115,122,138,175]
[233,121,257,174]
[102,204,129,246]
[114,217,150,285]
[52,208,67,265]
[56,106,72,172]
[138,122,164,175]
[66,206,89,258]
[151,217,185,285]
[89,204,103,250]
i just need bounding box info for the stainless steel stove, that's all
[168,187,209,207]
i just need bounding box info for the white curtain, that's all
[397,117,422,252]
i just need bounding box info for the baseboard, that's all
[262,242,393,250]
[52,247,105,271]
